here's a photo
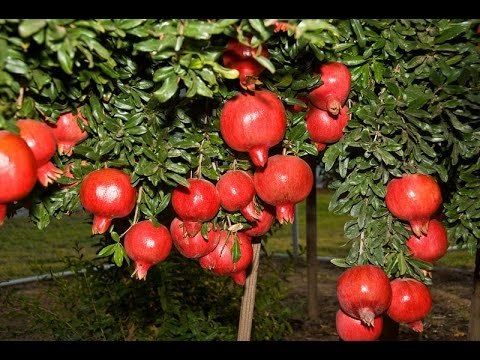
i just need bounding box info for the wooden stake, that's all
[469,247,480,340]
[306,157,318,320]
[237,241,262,341]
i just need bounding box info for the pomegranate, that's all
[406,219,448,263]
[222,39,268,90]
[220,90,287,167]
[385,173,442,237]
[170,218,220,258]
[308,62,351,116]
[336,264,392,326]
[199,231,253,275]
[244,204,275,237]
[79,168,137,234]
[306,105,349,150]
[230,270,247,286]
[18,119,63,187]
[0,131,37,225]
[50,112,88,156]
[336,309,383,341]
[216,170,260,220]
[253,155,313,224]
[171,178,220,237]
[124,220,172,280]
[387,278,432,332]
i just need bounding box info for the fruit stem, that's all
[120,185,143,238]
[196,139,206,179]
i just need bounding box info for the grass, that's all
[0,190,474,281]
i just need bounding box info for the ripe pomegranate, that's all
[170,218,220,258]
[230,270,247,286]
[385,173,442,237]
[308,62,351,116]
[406,219,448,263]
[253,155,313,224]
[336,309,383,341]
[50,112,88,156]
[222,39,268,90]
[387,278,432,332]
[337,264,392,326]
[171,178,220,237]
[199,231,253,275]
[0,131,37,225]
[220,90,287,168]
[79,168,137,234]
[306,105,349,150]
[124,220,172,280]
[18,119,62,187]
[244,204,275,237]
[216,170,260,220]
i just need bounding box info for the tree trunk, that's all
[237,241,262,341]
[469,246,480,341]
[292,205,299,258]
[306,158,318,320]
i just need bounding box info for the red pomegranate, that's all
[306,105,349,150]
[387,278,432,332]
[336,309,383,341]
[385,173,442,237]
[170,218,220,258]
[222,39,268,90]
[220,90,287,168]
[337,264,392,326]
[308,62,351,116]
[0,131,37,225]
[216,170,260,220]
[124,220,172,280]
[79,168,137,234]
[253,155,313,224]
[199,231,253,276]
[18,119,63,187]
[244,204,275,237]
[230,270,247,286]
[406,219,448,263]
[171,178,220,237]
[50,112,88,156]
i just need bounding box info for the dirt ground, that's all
[0,260,473,341]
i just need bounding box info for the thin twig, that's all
[120,185,144,238]
[16,87,25,108]
[359,231,365,257]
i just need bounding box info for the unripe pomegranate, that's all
[222,39,268,90]
[171,178,220,237]
[253,155,313,224]
[220,90,287,168]
[336,309,383,341]
[244,204,275,237]
[306,105,349,150]
[199,231,253,276]
[124,220,172,280]
[406,219,448,263]
[385,174,442,237]
[79,168,137,234]
[387,278,432,332]
[170,218,220,259]
[18,119,62,187]
[217,170,260,220]
[50,112,88,156]
[230,270,247,286]
[337,265,392,327]
[0,131,37,223]
[308,62,351,116]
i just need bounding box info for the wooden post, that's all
[306,158,318,320]
[469,247,480,340]
[237,241,262,341]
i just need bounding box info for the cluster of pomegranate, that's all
[335,173,445,341]
[0,112,88,225]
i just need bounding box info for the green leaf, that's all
[19,19,46,37]
[249,19,270,40]
[111,231,121,243]
[254,55,275,74]
[98,244,117,257]
[113,244,125,267]
[154,75,178,103]
[323,145,341,171]
[232,235,241,263]
[166,172,189,187]
[57,43,73,74]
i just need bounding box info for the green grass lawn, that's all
[0,191,474,281]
